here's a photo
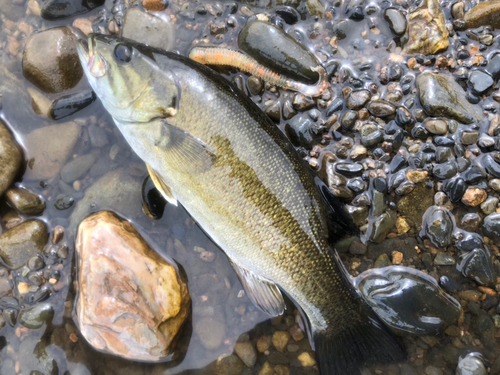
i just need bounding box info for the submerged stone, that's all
[0,220,49,269]
[456,353,487,375]
[354,266,461,335]
[75,211,191,361]
[417,72,482,124]
[238,20,320,84]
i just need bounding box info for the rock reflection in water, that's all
[353,266,461,335]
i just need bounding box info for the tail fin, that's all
[314,311,407,375]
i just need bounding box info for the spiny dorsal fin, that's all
[231,261,285,316]
[146,164,178,206]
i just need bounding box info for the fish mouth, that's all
[77,36,107,79]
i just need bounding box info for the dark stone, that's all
[367,99,396,117]
[483,154,500,177]
[463,166,485,183]
[434,136,455,147]
[469,70,494,95]
[487,53,500,79]
[433,161,457,180]
[239,21,319,84]
[50,90,96,120]
[456,157,471,172]
[483,212,500,240]
[346,178,366,193]
[389,153,407,173]
[41,0,105,20]
[420,206,454,248]
[395,107,414,127]
[443,177,466,202]
[275,6,300,25]
[335,162,363,176]
[373,177,388,193]
[346,90,370,110]
[341,110,358,130]
[285,115,325,149]
[326,98,344,116]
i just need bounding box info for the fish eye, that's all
[114,44,133,63]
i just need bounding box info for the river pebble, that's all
[122,8,175,51]
[0,220,48,269]
[22,27,82,94]
[5,188,45,216]
[0,120,22,196]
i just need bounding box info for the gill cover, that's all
[78,34,180,123]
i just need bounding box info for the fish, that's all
[76,34,406,374]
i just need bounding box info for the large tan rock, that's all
[0,120,22,196]
[75,211,190,361]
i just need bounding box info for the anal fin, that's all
[230,261,285,316]
[146,164,178,206]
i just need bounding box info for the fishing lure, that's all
[189,46,330,97]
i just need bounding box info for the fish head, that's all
[77,34,179,123]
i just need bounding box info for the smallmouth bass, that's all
[77,34,406,374]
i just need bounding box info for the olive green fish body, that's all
[77,35,406,374]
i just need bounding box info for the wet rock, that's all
[487,53,500,80]
[215,354,245,375]
[365,211,397,243]
[456,353,487,375]
[462,188,487,207]
[0,121,22,197]
[23,27,82,94]
[468,70,494,95]
[461,213,481,232]
[367,99,396,117]
[335,162,363,176]
[69,169,143,231]
[480,196,498,215]
[443,177,466,202]
[403,0,449,55]
[354,266,461,335]
[346,90,370,110]
[433,161,457,180]
[238,21,320,85]
[457,247,496,286]
[41,0,105,19]
[417,72,482,124]
[19,303,54,329]
[420,206,454,248]
[483,213,500,240]
[24,122,81,181]
[0,220,48,269]
[143,0,167,11]
[234,340,257,367]
[285,115,325,149]
[384,8,407,36]
[424,119,448,135]
[195,317,225,350]
[360,123,384,147]
[122,8,175,52]
[478,134,494,148]
[5,188,45,216]
[60,153,98,184]
[434,252,455,265]
[75,211,190,361]
[483,154,500,178]
[50,90,96,120]
[464,1,500,29]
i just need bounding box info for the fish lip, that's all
[76,39,90,65]
[77,35,107,79]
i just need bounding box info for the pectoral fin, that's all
[231,261,285,316]
[146,164,178,206]
[156,121,216,173]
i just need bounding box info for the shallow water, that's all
[1,0,500,374]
